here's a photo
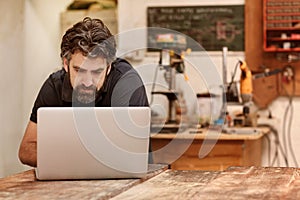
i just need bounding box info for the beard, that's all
[73,84,98,104]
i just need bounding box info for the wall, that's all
[118,0,245,118]
[22,0,72,128]
[0,0,72,178]
[0,0,25,177]
[262,97,300,167]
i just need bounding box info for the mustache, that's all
[75,85,97,91]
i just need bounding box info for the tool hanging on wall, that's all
[239,61,253,104]
[229,61,291,127]
[225,61,240,103]
[225,60,256,127]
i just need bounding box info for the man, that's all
[18,17,149,167]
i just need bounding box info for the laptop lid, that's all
[36,107,150,180]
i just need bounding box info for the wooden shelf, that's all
[268,38,300,41]
[264,0,300,52]
[264,47,300,52]
[266,27,300,31]
[267,20,300,23]
[267,7,300,10]
[267,13,300,16]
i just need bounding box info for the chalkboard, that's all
[147,5,244,51]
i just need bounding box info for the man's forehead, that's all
[71,53,107,69]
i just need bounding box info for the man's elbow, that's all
[18,147,27,165]
[18,145,37,167]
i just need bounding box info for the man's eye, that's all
[93,69,104,74]
[78,69,85,73]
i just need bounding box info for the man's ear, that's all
[106,64,111,75]
[63,58,69,72]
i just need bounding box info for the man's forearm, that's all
[19,142,37,167]
[19,121,38,167]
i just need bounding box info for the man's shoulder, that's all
[112,58,134,74]
[41,69,65,89]
[42,68,65,86]
[48,68,66,81]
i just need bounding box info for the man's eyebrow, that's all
[73,65,82,69]
[72,65,106,72]
[91,67,106,73]
[73,65,87,72]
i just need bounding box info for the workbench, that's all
[0,164,167,200]
[1,166,299,199]
[151,127,270,170]
[114,166,300,199]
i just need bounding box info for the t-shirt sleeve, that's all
[30,78,61,123]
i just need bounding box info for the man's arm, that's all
[18,121,37,167]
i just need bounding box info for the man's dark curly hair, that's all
[60,17,116,65]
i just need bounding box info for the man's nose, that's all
[81,73,93,87]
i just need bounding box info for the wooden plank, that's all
[112,170,221,200]
[245,0,264,72]
[3,166,299,199]
[0,164,167,200]
[243,139,262,166]
[184,141,243,157]
[252,75,279,109]
[245,0,280,108]
[151,127,268,140]
[171,155,242,171]
[152,139,243,156]
[0,170,141,200]
[284,169,300,199]
[197,167,300,199]
[112,167,300,199]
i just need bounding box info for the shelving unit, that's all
[263,0,300,52]
[60,9,118,36]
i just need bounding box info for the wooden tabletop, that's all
[0,164,167,200]
[2,165,300,199]
[112,166,300,199]
[151,127,270,140]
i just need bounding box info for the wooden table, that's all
[113,166,300,199]
[151,127,270,170]
[2,166,300,199]
[0,164,167,200]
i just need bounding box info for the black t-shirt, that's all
[30,58,149,123]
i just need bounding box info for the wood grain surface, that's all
[0,164,167,200]
[2,165,300,199]
[112,167,300,200]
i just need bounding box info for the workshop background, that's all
[1,0,299,177]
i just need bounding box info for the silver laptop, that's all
[36,107,150,180]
